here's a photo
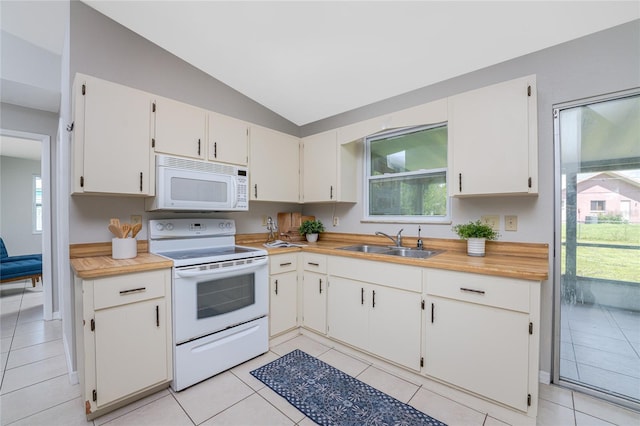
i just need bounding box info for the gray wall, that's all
[0,156,42,255]
[63,2,639,379]
[69,1,298,136]
[299,20,639,377]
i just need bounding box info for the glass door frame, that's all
[552,88,640,411]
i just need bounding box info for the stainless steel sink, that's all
[338,244,391,254]
[337,244,443,259]
[387,247,443,259]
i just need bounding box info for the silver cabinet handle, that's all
[279,262,292,267]
[308,262,320,266]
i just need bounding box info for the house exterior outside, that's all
[562,172,640,224]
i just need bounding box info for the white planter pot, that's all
[305,233,319,243]
[466,238,486,257]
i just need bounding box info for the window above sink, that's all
[364,123,449,223]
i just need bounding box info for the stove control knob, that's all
[226,222,233,229]
[218,223,225,229]
[165,223,174,231]
[155,223,165,231]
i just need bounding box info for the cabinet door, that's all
[154,97,206,159]
[269,272,297,336]
[249,126,299,202]
[449,75,536,196]
[78,75,152,195]
[327,277,368,351]
[425,296,530,411]
[302,131,337,202]
[368,285,422,371]
[94,298,168,407]
[208,113,248,165]
[302,271,327,334]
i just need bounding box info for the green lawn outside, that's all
[561,223,640,283]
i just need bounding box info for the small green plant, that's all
[452,220,499,240]
[298,219,325,235]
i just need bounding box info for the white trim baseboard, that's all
[539,370,551,384]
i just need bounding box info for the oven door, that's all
[173,257,268,344]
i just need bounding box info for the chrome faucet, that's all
[375,229,404,247]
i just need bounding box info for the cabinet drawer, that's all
[425,269,530,313]
[302,253,326,273]
[270,254,298,274]
[93,270,168,310]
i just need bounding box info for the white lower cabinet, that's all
[424,269,540,413]
[327,256,423,371]
[75,269,172,419]
[269,253,298,336]
[301,253,327,334]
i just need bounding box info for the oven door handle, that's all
[175,258,267,278]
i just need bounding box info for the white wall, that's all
[0,156,42,255]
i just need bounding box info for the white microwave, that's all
[145,155,248,211]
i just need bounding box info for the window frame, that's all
[363,123,450,224]
[32,174,42,234]
[590,200,606,212]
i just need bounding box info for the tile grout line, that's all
[0,280,27,393]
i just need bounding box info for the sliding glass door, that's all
[554,92,640,406]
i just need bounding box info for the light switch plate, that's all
[130,215,142,225]
[481,215,500,231]
[505,215,518,231]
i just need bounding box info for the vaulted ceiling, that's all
[1,1,638,125]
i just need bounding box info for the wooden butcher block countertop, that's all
[71,233,549,281]
[238,232,549,281]
[70,242,173,279]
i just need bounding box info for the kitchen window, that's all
[364,124,449,222]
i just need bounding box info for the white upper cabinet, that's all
[153,96,207,160]
[249,125,300,203]
[302,131,336,202]
[302,130,358,203]
[448,75,538,197]
[207,112,249,166]
[72,73,153,195]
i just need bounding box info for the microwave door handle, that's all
[232,178,238,208]
[175,259,267,278]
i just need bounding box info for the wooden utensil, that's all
[108,224,123,238]
[121,223,131,238]
[131,223,142,238]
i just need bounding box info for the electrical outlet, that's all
[505,215,518,231]
[261,216,268,226]
[333,217,340,227]
[130,215,142,225]
[481,215,500,231]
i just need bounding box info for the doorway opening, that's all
[0,129,53,321]
[554,91,640,408]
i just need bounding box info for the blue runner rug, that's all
[250,349,446,426]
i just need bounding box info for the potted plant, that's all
[452,220,499,257]
[298,219,325,243]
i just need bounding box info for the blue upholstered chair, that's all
[0,237,43,287]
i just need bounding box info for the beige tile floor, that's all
[2,279,639,425]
